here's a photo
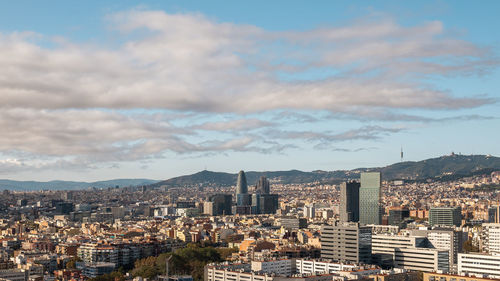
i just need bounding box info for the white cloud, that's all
[0,10,497,173]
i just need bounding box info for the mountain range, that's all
[2,154,499,190]
[153,154,500,188]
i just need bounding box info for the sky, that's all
[0,0,499,181]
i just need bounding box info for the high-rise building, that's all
[429,207,462,227]
[209,194,232,216]
[255,176,270,194]
[320,222,372,264]
[236,170,250,207]
[388,207,410,227]
[339,181,360,222]
[359,172,381,225]
[258,194,279,214]
[236,170,248,195]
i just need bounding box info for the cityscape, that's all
[1,2,500,281]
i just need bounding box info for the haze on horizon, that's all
[0,0,499,182]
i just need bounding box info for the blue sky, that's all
[0,1,498,181]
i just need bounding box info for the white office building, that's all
[371,234,427,266]
[251,259,294,276]
[394,248,449,273]
[295,259,356,274]
[458,253,500,279]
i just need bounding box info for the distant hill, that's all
[376,154,500,180]
[153,154,500,188]
[0,179,159,191]
[3,154,499,190]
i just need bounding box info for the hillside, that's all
[378,154,500,180]
[2,154,498,190]
[153,154,500,187]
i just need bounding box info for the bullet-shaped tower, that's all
[236,170,248,195]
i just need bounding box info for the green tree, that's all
[463,240,479,252]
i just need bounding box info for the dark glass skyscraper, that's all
[340,181,360,222]
[359,172,381,225]
[209,194,232,216]
[236,170,250,206]
[255,176,270,194]
[236,170,248,195]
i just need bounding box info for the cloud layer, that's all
[0,10,497,173]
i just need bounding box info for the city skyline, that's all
[0,1,499,181]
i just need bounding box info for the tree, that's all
[463,240,479,252]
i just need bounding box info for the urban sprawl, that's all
[1,169,500,281]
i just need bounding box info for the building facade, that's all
[359,172,381,225]
[339,181,360,222]
[320,222,372,264]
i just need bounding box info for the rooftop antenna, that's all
[400,146,404,162]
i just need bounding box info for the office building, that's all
[359,172,382,225]
[394,248,449,273]
[339,181,360,222]
[236,170,248,196]
[410,228,463,266]
[209,194,232,216]
[258,194,279,214]
[236,170,251,208]
[371,234,428,267]
[295,260,356,274]
[255,176,270,194]
[458,253,500,279]
[429,207,462,227]
[320,222,372,264]
[388,207,410,227]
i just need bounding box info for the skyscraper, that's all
[236,170,248,195]
[339,181,360,222]
[236,170,250,206]
[255,176,270,194]
[359,172,381,225]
